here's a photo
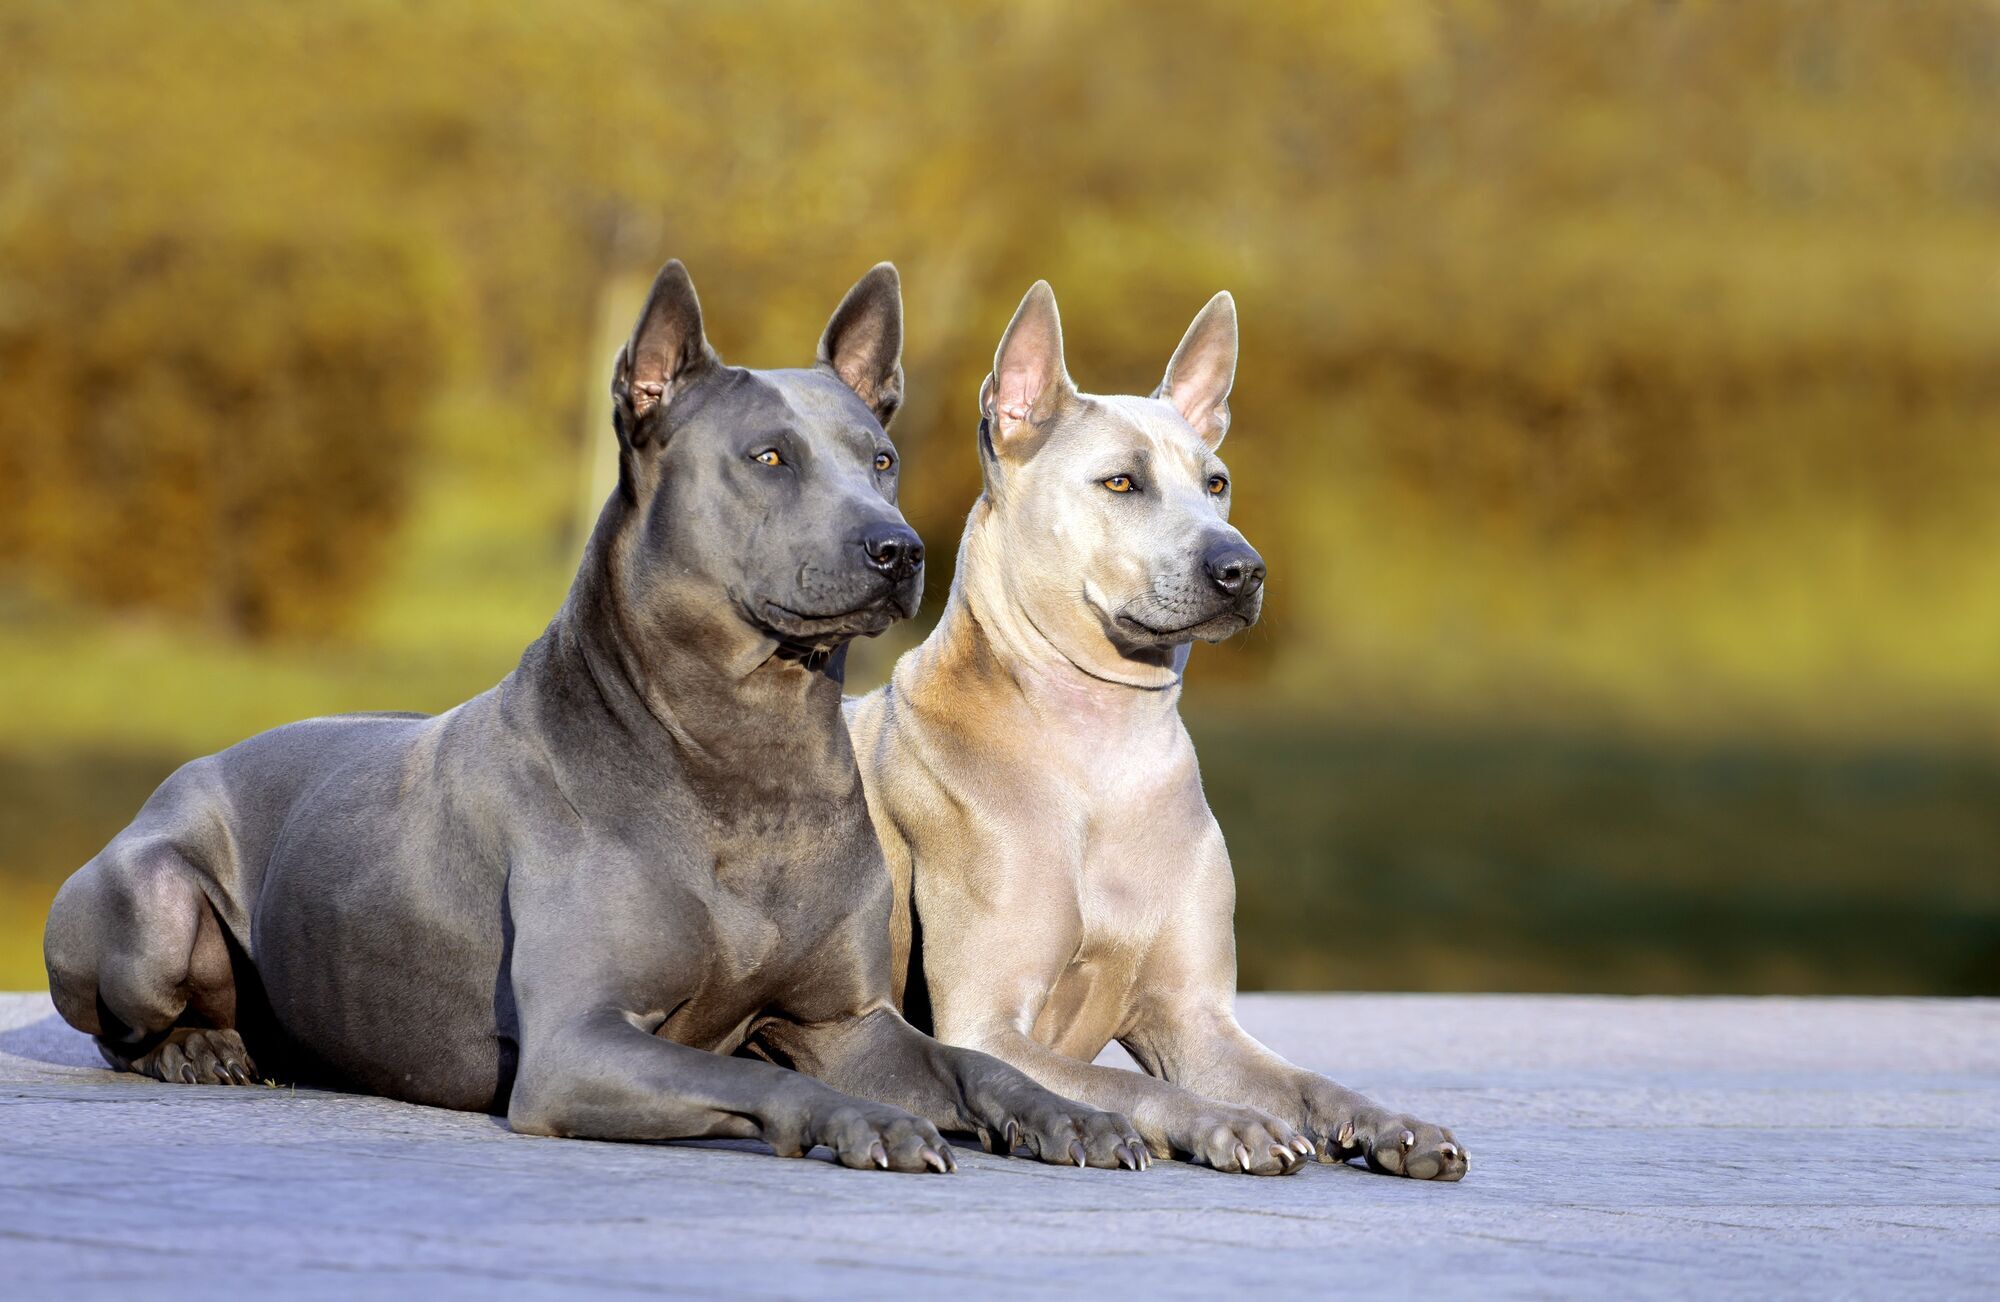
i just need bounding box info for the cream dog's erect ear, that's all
[980,281,1075,458]
[1156,291,1238,450]
[819,262,905,427]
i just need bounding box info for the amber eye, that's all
[1103,475,1136,493]
[1207,474,1228,496]
[753,449,783,467]
[874,452,895,472]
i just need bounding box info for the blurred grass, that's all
[1195,713,2000,995]
[7,717,1993,995]
[0,444,1993,993]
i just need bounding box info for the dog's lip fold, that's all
[756,589,913,648]
[1113,606,1254,644]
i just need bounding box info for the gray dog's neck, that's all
[513,494,852,804]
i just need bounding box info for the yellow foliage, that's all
[0,0,1996,734]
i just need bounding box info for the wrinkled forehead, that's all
[678,367,882,457]
[1049,393,1215,479]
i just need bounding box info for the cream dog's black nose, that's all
[1203,540,1265,597]
[862,524,924,579]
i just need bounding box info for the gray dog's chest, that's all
[231,694,885,1103]
[631,797,884,1039]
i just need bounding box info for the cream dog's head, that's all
[971,282,1262,685]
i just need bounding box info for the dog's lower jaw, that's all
[1184,610,1254,644]
[1110,607,1254,652]
[757,592,915,667]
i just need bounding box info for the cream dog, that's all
[846,283,1467,1178]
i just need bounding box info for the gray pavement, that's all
[1,991,1995,1298]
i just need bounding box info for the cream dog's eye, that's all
[1208,475,1228,495]
[753,449,784,467]
[874,452,894,472]
[1103,475,1136,493]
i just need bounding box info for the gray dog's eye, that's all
[874,452,894,472]
[1208,474,1228,496]
[1102,474,1136,494]
[752,449,784,467]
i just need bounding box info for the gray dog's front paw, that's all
[1072,1105,1150,1170]
[1314,1103,1467,1181]
[981,1088,1148,1170]
[1175,1104,1312,1176]
[776,1102,956,1173]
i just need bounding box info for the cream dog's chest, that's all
[1066,785,1212,968]
[1073,830,1170,946]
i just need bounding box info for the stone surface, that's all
[1,992,1995,1298]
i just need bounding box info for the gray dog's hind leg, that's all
[43,840,257,1085]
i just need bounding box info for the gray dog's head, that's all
[606,260,923,660]
[972,281,1260,679]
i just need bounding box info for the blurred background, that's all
[2,0,1996,994]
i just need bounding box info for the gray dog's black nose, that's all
[1203,540,1265,598]
[861,524,924,578]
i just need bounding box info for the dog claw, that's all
[1069,1140,1087,1168]
[1399,1129,1416,1152]
[1440,1142,1459,1161]
[921,1147,949,1174]
[1003,1119,1019,1153]
[869,1141,889,1170]
[1233,1142,1253,1172]
[1337,1120,1356,1148]
[1291,1136,1314,1156]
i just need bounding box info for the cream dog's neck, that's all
[927,502,1188,734]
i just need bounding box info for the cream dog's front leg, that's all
[921,896,1310,1176]
[937,1013,1311,1175]
[1125,1003,1467,1180]
[1126,904,1470,1181]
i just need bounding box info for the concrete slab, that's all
[1,993,1994,1298]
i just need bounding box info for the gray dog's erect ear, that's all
[980,280,1073,457]
[1155,291,1238,449]
[818,263,905,427]
[613,259,715,446]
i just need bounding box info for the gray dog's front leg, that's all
[755,1008,1148,1169]
[508,1008,955,1172]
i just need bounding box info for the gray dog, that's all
[43,260,1146,1174]
[847,282,1467,1179]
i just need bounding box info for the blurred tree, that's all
[4,0,2000,994]
[0,0,1993,731]
[0,227,439,635]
